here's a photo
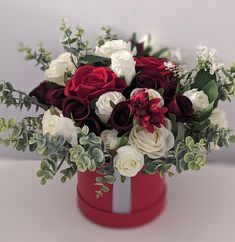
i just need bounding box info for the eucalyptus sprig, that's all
[168,136,207,173]
[59,18,91,67]
[0,81,48,111]
[0,116,42,152]
[19,42,52,70]
[97,26,118,47]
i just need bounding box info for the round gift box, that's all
[77,170,166,228]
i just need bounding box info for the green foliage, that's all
[29,132,74,184]
[0,116,42,152]
[172,136,207,173]
[94,163,115,198]
[19,42,52,70]
[69,126,105,173]
[144,156,174,177]
[97,26,118,47]
[59,19,91,67]
[0,81,48,111]
[204,126,234,150]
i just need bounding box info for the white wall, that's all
[0,0,235,161]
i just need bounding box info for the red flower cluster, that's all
[29,56,193,135]
[131,89,168,132]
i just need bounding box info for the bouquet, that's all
[1,20,235,198]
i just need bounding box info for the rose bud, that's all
[110,100,134,132]
[164,83,193,121]
[167,95,193,121]
[80,114,103,136]
[62,96,90,122]
[29,80,62,105]
[46,87,65,110]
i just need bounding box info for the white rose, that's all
[45,53,75,86]
[130,88,164,106]
[111,50,136,85]
[42,109,77,146]
[183,88,209,113]
[209,108,228,129]
[129,125,175,159]
[139,34,158,54]
[101,129,120,150]
[95,91,125,123]
[113,145,144,177]
[95,40,132,58]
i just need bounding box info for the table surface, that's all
[0,159,234,242]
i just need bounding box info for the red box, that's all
[77,170,166,228]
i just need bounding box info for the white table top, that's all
[0,159,234,242]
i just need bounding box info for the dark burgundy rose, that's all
[62,96,90,122]
[134,73,166,90]
[133,57,173,91]
[64,65,127,100]
[81,114,103,136]
[29,81,61,104]
[164,83,193,121]
[46,87,65,110]
[110,100,134,132]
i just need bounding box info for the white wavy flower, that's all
[111,50,136,85]
[114,145,144,177]
[183,88,209,113]
[129,125,175,159]
[101,129,120,150]
[95,39,132,58]
[45,52,75,86]
[209,108,228,129]
[95,91,125,123]
[42,109,77,146]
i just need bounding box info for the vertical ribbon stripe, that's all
[112,169,131,214]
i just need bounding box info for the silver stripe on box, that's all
[112,169,132,214]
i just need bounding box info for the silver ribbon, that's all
[112,169,131,214]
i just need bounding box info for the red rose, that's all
[64,65,127,100]
[135,57,172,76]
[62,96,90,122]
[131,89,167,133]
[164,83,193,121]
[134,57,173,90]
[110,100,134,132]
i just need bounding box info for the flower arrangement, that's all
[1,20,235,199]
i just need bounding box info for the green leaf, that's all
[193,70,215,90]
[195,99,218,122]
[80,55,111,66]
[229,135,235,143]
[104,175,115,184]
[202,80,218,103]
[92,148,104,163]
[121,175,126,183]
[119,136,128,147]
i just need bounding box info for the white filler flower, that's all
[95,91,125,123]
[129,125,175,159]
[42,109,77,146]
[114,145,144,177]
[183,88,209,113]
[45,52,75,86]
